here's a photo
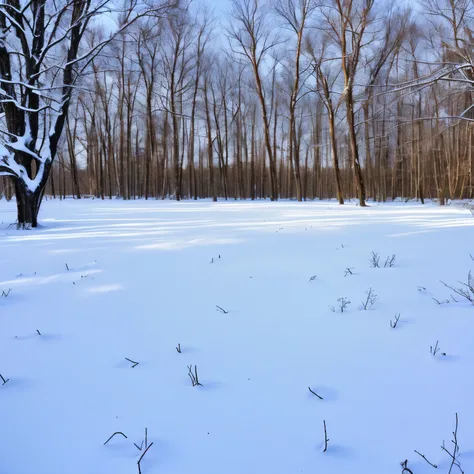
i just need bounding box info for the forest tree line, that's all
[1,0,474,207]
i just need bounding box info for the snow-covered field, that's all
[1,199,474,474]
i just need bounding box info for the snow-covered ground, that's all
[1,199,474,474]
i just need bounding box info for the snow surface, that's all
[1,198,474,474]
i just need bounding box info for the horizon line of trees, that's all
[2,0,474,214]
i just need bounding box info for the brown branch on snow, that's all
[188,365,202,386]
[137,441,154,474]
[323,420,329,452]
[400,460,414,474]
[308,387,323,400]
[125,358,139,368]
[414,450,438,468]
[103,432,127,445]
[441,413,464,474]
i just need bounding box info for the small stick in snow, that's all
[417,286,426,292]
[134,428,148,451]
[176,343,181,353]
[308,387,323,400]
[65,263,70,271]
[384,254,396,268]
[1,289,11,297]
[216,305,228,314]
[36,329,41,336]
[308,275,317,282]
[430,341,441,356]
[370,251,380,268]
[432,297,449,305]
[134,441,143,451]
[137,441,154,474]
[188,365,202,386]
[344,268,355,277]
[361,287,378,310]
[441,413,463,474]
[390,314,400,329]
[414,450,438,468]
[400,460,414,474]
[323,420,329,452]
[125,358,139,368]
[103,432,127,445]
[0,373,9,385]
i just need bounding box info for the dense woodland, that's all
[1,0,474,210]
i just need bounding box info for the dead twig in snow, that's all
[1,289,11,297]
[414,450,438,468]
[323,420,329,452]
[308,275,317,282]
[176,343,181,353]
[361,287,379,310]
[344,267,355,277]
[216,305,228,314]
[390,314,401,328]
[400,460,414,474]
[432,297,450,305]
[125,358,139,368]
[384,254,396,268]
[308,387,323,400]
[134,428,148,451]
[441,413,464,474]
[330,297,350,313]
[370,251,380,268]
[36,329,41,336]
[65,263,70,271]
[103,432,127,445]
[0,373,9,385]
[441,272,474,306]
[137,441,154,474]
[134,441,143,451]
[430,341,440,356]
[188,365,202,386]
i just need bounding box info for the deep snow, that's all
[1,198,474,474]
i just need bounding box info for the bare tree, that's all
[228,0,279,200]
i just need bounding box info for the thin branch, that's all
[103,432,127,445]
[308,387,323,400]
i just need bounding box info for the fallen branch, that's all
[137,442,154,474]
[400,460,414,474]
[103,432,127,445]
[188,365,202,386]
[414,450,438,468]
[390,314,401,329]
[125,358,139,368]
[441,413,464,474]
[344,267,355,277]
[323,420,329,452]
[308,387,323,400]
